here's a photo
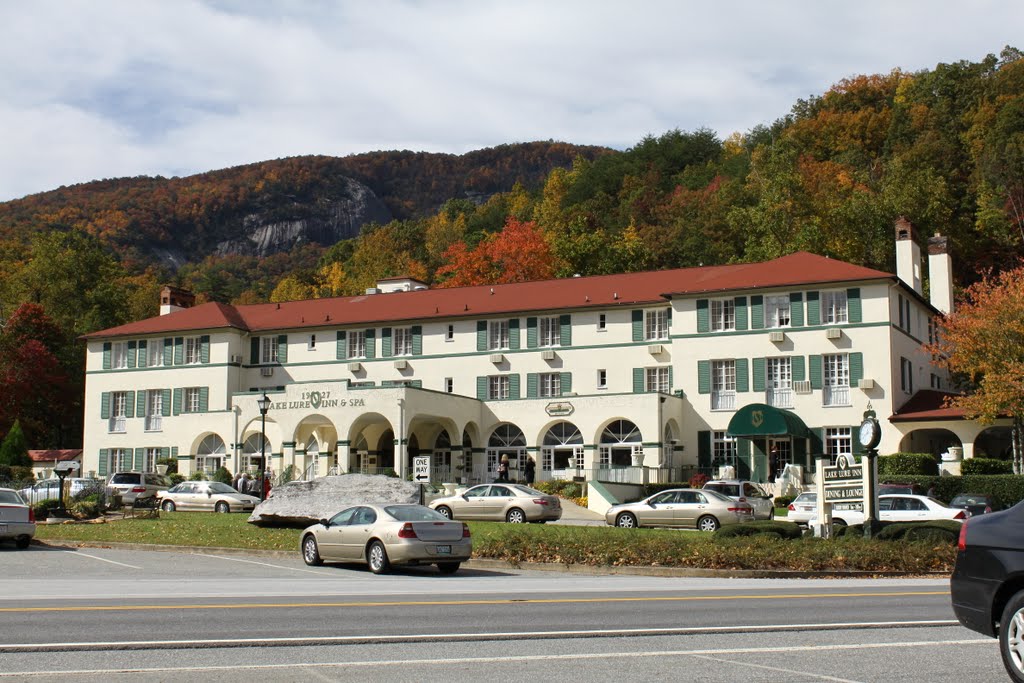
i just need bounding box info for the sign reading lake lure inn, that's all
[822,454,864,504]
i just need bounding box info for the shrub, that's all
[961,458,1013,475]
[69,500,101,520]
[878,453,938,476]
[879,474,1024,509]
[212,466,233,484]
[689,473,710,489]
[715,521,803,539]
[72,481,105,500]
[189,470,208,481]
[32,498,60,520]
[157,457,178,475]
[169,473,186,486]
[774,495,795,508]
[877,521,961,545]
[536,480,584,498]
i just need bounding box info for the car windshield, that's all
[208,482,238,494]
[951,495,986,505]
[0,490,24,504]
[385,505,449,522]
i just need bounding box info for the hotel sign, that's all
[822,456,863,504]
[271,390,367,412]
[545,402,574,417]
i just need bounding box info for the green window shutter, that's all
[847,288,862,323]
[750,296,764,330]
[696,299,709,333]
[411,325,422,355]
[806,291,820,326]
[336,331,346,360]
[200,335,210,363]
[734,297,748,331]
[792,356,806,382]
[125,391,135,418]
[134,448,145,471]
[250,337,260,364]
[98,449,108,477]
[527,373,538,398]
[790,293,804,326]
[100,392,111,419]
[163,338,173,365]
[161,447,170,460]
[631,310,644,341]
[171,447,178,462]
[853,426,865,455]
[560,372,572,394]
[161,389,171,416]
[102,342,112,370]
[276,335,287,363]
[381,328,392,357]
[127,341,137,368]
[364,329,376,359]
[477,376,488,400]
[136,391,146,418]
[138,340,147,365]
[199,386,209,412]
[809,428,825,459]
[559,314,572,346]
[752,358,766,392]
[697,360,711,394]
[509,319,520,350]
[698,431,712,469]
[476,321,487,351]
[809,355,823,390]
[849,352,863,387]
[509,374,520,399]
[172,388,182,416]
[174,337,184,365]
[633,368,645,393]
[736,358,749,393]
[526,317,538,348]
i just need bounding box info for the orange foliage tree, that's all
[435,218,559,287]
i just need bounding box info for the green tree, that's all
[0,420,31,467]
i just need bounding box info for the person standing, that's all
[524,456,536,485]
[496,454,510,482]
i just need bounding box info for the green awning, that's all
[727,403,810,438]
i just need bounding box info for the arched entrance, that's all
[485,424,527,482]
[196,434,226,475]
[599,420,643,468]
[542,421,583,480]
[242,433,270,474]
[377,429,396,474]
[434,430,453,481]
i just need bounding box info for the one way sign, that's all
[413,456,431,482]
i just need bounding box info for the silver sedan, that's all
[605,488,755,532]
[429,484,562,523]
[158,481,260,513]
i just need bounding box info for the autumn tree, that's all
[435,218,559,287]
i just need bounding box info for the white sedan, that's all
[786,491,817,527]
[158,481,261,513]
[0,488,36,549]
[811,494,966,528]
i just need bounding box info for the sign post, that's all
[413,455,431,505]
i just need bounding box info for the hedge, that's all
[835,520,961,545]
[715,521,804,540]
[880,474,1024,510]
[961,458,1013,475]
[878,453,939,476]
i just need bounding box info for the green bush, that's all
[169,473,186,486]
[212,466,233,484]
[961,458,1013,475]
[32,498,61,520]
[774,495,795,508]
[189,470,208,481]
[535,480,584,498]
[69,500,101,520]
[877,521,961,544]
[879,474,1024,509]
[157,457,178,475]
[878,453,938,476]
[716,521,803,539]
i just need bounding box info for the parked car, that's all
[949,493,1000,518]
[604,488,754,532]
[428,483,562,523]
[300,503,471,574]
[786,491,817,527]
[951,503,1024,682]
[810,494,967,528]
[105,472,170,505]
[0,488,36,549]
[157,481,260,513]
[702,479,774,520]
[18,477,103,504]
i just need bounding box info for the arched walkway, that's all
[485,423,527,482]
[194,433,226,475]
[541,421,583,480]
[598,419,644,468]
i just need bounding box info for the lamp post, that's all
[257,393,271,501]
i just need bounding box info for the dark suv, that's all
[105,472,170,505]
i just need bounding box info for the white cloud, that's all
[0,0,1021,201]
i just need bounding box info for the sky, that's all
[1,0,1022,203]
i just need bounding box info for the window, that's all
[901,357,914,394]
[446,325,455,342]
[308,334,316,350]
[109,448,131,472]
[710,300,735,332]
[109,391,128,432]
[765,295,791,328]
[488,320,509,350]
[712,360,736,410]
[821,290,848,325]
[597,369,607,389]
[445,378,454,393]
[539,317,560,346]
[185,336,202,364]
[598,314,607,331]
[644,309,669,340]
[260,337,278,364]
[931,373,941,390]
[823,354,850,406]
[539,373,561,397]
[145,390,162,431]
[826,427,852,466]
[145,448,160,473]
[766,357,792,408]
[712,431,737,469]
[184,387,201,413]
[645,367,669,393]
[898,295,912,332]
[111,342,129,369]
[147,340,164,367]
[347,331,366,359]
[393,327,413,356]
[488,375,510,400]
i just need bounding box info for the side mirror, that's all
[319,519,330,528]
[207,492,213,497]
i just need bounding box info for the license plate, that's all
[436,545,451,554]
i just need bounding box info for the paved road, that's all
[0,544,1004,682]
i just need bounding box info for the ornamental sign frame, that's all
[545,402,574,417]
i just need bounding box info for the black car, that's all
[949,493,999,517]
[951,502,1024,682]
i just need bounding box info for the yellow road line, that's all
[0,590,949,613]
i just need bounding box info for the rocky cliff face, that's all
[215,176,392,258]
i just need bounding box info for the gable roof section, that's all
[28,449,83,463]
[889,390,966,422]
[84,252,894,339]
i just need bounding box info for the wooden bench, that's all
[122,497,160,519]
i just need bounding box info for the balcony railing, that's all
[711,391,736,411]
[766,388,793,409]
[823,385,850,406]
[145,415,162,431]
[109,416,126,433]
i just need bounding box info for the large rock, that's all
[247,474,421,527]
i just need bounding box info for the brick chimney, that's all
[895,217,923,295]
[927,234,953,314]
[160,286,195,316]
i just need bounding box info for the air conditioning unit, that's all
[793,380,812,394]
[826,328,842,340]
[541,349,556,361]
[230,354,243,364]
[647,344,664,355]
[394,359,408,370]
[260,367,274,377]
[347,362,362,372]
[489,353,505,363]
[858,378,875,390]
[768,331,785,343]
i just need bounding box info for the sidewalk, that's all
[553,499,605,526]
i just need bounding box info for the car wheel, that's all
[162,500,176,512]
[616,512,638,529]
[1001,590,1024,682]
[368,541,390,574]
[435,505,453,519]
[301,535,323,566]
[505,508,526,524]
[15,536,30,549]
[215,501,230,514]
[437,562,461,575]
[697,515,720,532]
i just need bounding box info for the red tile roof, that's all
[27,449,83,463]
[889,390,966,422]
[84,251,894,339]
